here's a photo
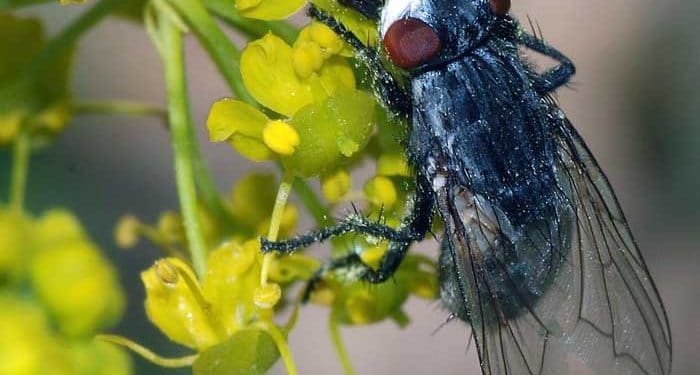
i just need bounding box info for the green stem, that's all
[329,310,357,375]
[255,322,299,375]
[9,129,30,213]
[0,0,52,12]
[293,177,333,226]
[71,100,167,120]
[97,335,198,368]
[167,0,256,104]
[26,0,117,77]
[187,122,241,234]
[260,173,294,285]
[160,21,208,279]
[72,97,236,231]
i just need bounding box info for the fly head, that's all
[379,0,510,71]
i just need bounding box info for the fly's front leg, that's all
[307,5,411,118]
[519,32,576,94]
[337,0,384,20]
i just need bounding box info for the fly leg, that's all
[337,0,384,20]
[263,175,435,300]
[262,174,434,254]
[307,5,411,119]
[519,32,576,94]
[299,240,412,301]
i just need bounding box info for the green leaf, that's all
[193,328,280,375]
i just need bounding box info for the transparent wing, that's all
[438,117,671,375]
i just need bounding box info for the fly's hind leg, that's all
[263,174,435,299]
[300,239,412,301]
[307,5,411,118]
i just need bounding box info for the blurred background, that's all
[2,0,698,374]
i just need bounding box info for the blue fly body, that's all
[263,1,672,374]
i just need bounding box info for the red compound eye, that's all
[383,18,442,69]
[490,0,511,17]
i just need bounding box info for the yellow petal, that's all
[207,98,268,142]
[321,169,351,202]
[308,22,345,57]
[364,176,398,209]
[141,258,219,350]
[229,134,275,161]
[242,34,313,116]
[318,56,356,94]
[236,0,306,20]
[202,240,261,337]
[292,41,324,79]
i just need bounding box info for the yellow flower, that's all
[142,258,220,350]
[208,24,377,177]
[235,0,306,20]
[364,176,398,209]
[0,209,31,283]
[31,239,126,337]
[0,14,74,147]
[0,295,54,374]
[321,168,351,202]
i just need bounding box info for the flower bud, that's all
[262,120,300,156]
[321,169,351,203]
[114,215,141,249]
[254,283,282,309]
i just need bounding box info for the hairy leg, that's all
[519,32,576,94]
[265,174,435,299]
[338,0,384,20]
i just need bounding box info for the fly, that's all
[262,1,672,374]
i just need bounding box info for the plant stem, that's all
[167,0,256,105]
[160,20,208,279]
[260,173,294,286]
[329,311,357,375]
[97,335,198,368]
[9,129,30,213]
[293,177,333,227]
[27,0,117,77]
[256,322,299,375]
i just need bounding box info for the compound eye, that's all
[489,0,511,16]
[383,18,442,69]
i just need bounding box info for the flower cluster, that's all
[207,20,377,177]
[0,208,130,374]
[0,13,73,148]
[2,1,439,374]
[202,2,439,373]
[112,174,319,373]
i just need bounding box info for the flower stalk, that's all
[260,173,294,287]
[9,129,30,213]
[159,17,208,279]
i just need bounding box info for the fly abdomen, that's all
[438,184,573,326]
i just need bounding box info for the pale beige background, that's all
[16,1,699,374]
